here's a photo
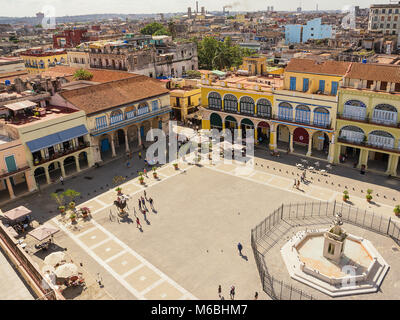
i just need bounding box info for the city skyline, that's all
[1,0,380,17]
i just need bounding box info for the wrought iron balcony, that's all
[337,137,400,154]
[337,113,400,128]
[32,142,90,167]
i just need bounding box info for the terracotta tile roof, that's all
[344,62,400,83]
[285,58,351,76]
[37,66,138,83]
[59,76,169,115]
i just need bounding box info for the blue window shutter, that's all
[5,155,17,172]
[331,81,338,95]
[290,77,296,90]
[303,78,309,92]
[319,80,325,92]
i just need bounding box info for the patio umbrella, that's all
[44,252,66,266]
[55,263,78,278]
[3,206,31,221]
[42,264,56,274]
[28,224,59,242]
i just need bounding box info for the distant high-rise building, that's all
[271,6,274,12]
[36,12,44,24]
[196,1,199,13]
[297,7,302,12]
[285,18,333,44]
[267,6,270,12]
[201,6,205,16]
[188,7,192,19]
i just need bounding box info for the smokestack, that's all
[201,6,205,16]
[188,7,192,18]
[196,1,199,13]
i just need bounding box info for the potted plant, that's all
[69,201,76,210]
[81,207,91,218]
[51,192,65,212]
[70,213,77,223]
[394,205,400,217]
[366,189,373,203]
[152,167,158,178]
[343,190,349,202]
[173,163,178,170]
[138,172,145,184]
[58,205,66,214]
[115,187,122,195]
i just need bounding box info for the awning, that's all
[28,224,59,241]
[3,206,31,221]
[26,125,88,152]
[4,100,36,111]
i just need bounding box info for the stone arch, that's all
[311,130,330,159]
[138,102,149,116]
[224,115,238,132]
[239,96,255,115]
[78,151,89,169]
[223,94,238,112]
[110,109,124,124]
[34,167,46,186]
[210,113,223,129]
[343,100,367,119]
[257,121,270,144]
[208,92,222,109]
[63,156,77,175]
[127,124,139,147]
[48,161,62,181]
[293,127,309,145]
[256,98,272,118]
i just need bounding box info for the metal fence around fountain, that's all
[251,200,400,300]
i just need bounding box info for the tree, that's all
[51,192,65,206]
[168,21,177,39]
[185,70,202,78]
[153,28,170,36]
[140,22,166,35]
[62,189,81,203]
[73,68,93,81]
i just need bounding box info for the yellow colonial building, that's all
[169,79,201,123]
[272,59,352,162]
[335,62,400,177]
[20,48,68,74]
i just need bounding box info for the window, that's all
[295,105,310,124]
[388,16,391,21]
[380,23,384,28]
[239,96,255,115]
[289,77,296,90]
[395,16,398,21]
[381,16,385,21]
[303,78,309,92]
[331,81,338,95]
[208,92,222,109]
[137,103,149,115]
[382,9,386,14]
[367,80,374,88]
[278,102,293,121]
[380,81,388,91]
[5,155,17,172]
[223,94,238,112]
[387,24,391,28]
[256,99,272,118]
[95,115,107,129]
[389,9,392,14]
[396,9,399,14]
[313,107,330,127]
[395,83,400,91]
[151,100,159,111]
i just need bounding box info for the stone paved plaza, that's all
[1,145,399,300]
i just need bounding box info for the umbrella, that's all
[44,252,66,266]
[55,263,78,278]
[28,224,59,242]
[3,206,31,221]
[42,265,56,274]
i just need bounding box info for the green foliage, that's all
[73,68,93,81]
[227,16,235,19]
[140,22,169,36]
[185,70,202,78]
[62,189,81,203]
[367,189,373,195]
[51,192,64,206]
[197,36,256,70]
[394,205,400,215]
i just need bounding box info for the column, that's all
[110,133,116,157]
[60,164,66,178]
[44,167,51,184]
[138,127,142,147]
[75,156,81,172]
[289,132,294,153]
[357,148,369,169]
[385,154,398,175]
[124,129,130,152]
[254,127,258,144]
[270,124,277,150]
[5,177,15,199]
[306,133,312,156]
[25,171,37,192]
[328,140,335,163]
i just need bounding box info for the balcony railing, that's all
[207,106,332,129]
[33,142,90,166]
[91,106,171,135]
[0,165,30,179]
[337,137,400,154]
[337,113,400,128]
[89,64,128,71]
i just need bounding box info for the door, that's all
[331,81,338,95]
[101,138,110,152]
[5,155,17,172]
[303,78,309,92]
[290,77,296,91]
[140,126,145,138]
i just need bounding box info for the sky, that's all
[1,0,377,17]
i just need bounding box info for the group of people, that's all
[217,285,258,300]
[293,170,307,189]
[134,190,155,229]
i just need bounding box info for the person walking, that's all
[139,151,142,160]
[230,286,235,300]
[297,180,300,189]
[293,179,296,188]
[141,196,145,207]
[144,190,147,200]
[218,285,222,298]
[60,176,64,185]
[149,197,154,209]
[144,168,148,177]
[254,292,258,300]
[237,242,243,256]
[138,199,142,211]
[136,217,141,229]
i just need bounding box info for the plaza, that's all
[1,139,399,300]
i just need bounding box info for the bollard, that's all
[338,184,340,187]
[318,179,320,182]
[393,198,396,201]
[326,181,328,184]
